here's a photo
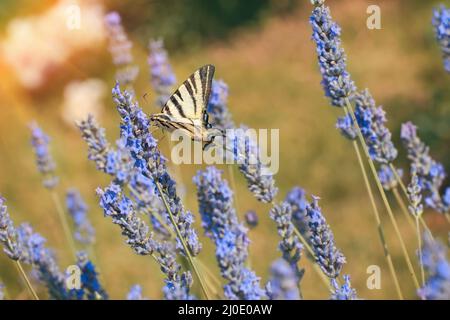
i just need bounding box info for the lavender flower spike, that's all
[66,189,95,245]
[432,5,450,73]
[310,1,356,107]
[76,251,108,300]
[104,12,139,89]
[306,196,346,279]
[207,80,235,129]
[401,122,448,213]
[0,282,4,300]
[269,202,303,282]
[0,197,22,260]
[127,285,147,300]
[267,259,301,300]
[194,167,265,300]
[29,122,58,189]
[331,274,357,300]
[418,234,450,300]
[407,167,424,218]
[148,39,176,108]
[17,223,76,299]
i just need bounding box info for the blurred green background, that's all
[0,0,449,299]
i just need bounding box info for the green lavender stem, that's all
[50,191,77,259]
[15,261,39,300]
[344,98,420,290]
[415,217,425,286]
[155,182,211,300]
[344,124,403,299]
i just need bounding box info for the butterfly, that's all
[150,64,223,150]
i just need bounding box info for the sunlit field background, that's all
[0,0,449,299]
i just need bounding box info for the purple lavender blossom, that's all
[76,251,108,300]
[148,39,177,108]
[269,203,303,281]
[407,168,424,218]
[127,285,146,300]
[17,223,76,299]
[267,259,301,300]
[194,167,265,300]
[0,282,4,300]
[331,274,357,300]
[244,210,258,228]
[401,122,448,213]
[306,196,346,279]
[97,183,155,255]
[310,1,356,107]
[66,189,95,245]
[418,234,450,300]
[29,122,58,189]
[378,164,403,191]
[112,83,201,256]
[207,80,235,130]
[104,12,139,89]
[432,5,450,73]
[97,183,193,300]
[284,187,309,236]
[0,197,22,260]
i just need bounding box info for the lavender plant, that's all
[401,122,449,214]
[306,196,346,279]
[331,275,357,300]
[29,122,58,189]
[269,203,303,284]
[267,259,301,300]
[194,166,265,300]
[127,285,147,300]
[104,11,139,90]
[76,251,108,300]
[148,39,177,108]
[433,5,450,73]
[0,196,22,260]
[66,189,95,246]
[418,234,450,300]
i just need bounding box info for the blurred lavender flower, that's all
[244,210,258,229]
[432,5,450,73]
[112,83,201,256]
[76,251,108,300]
[127,285,147,300]
[269,203,303,282]
[401,122,448,213]
[17,223,76,299]
[285,187,309,237]
[306,196,346,279]
[104,12,139,89]
[208,80,235,129]
[336,115,356,140]
[378,164,402,191]
[310,2,356,107]
[407,168,424,218]
[331,275,357,300]
[77,115,111,173]
[267,259,301,300]
[194,167,265,300]
[66,189,95,245]
[148,39,176,108]
[0,197,22,260]
[0,283,4,300]
[29,122,58,189]
[418,234,450,300]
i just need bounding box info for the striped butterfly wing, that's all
[161,64,215,123]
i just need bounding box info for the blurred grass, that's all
[0,0,449,299]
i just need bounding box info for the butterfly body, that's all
[150,64,223,150]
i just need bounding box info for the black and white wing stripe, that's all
[161,64,215,120]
